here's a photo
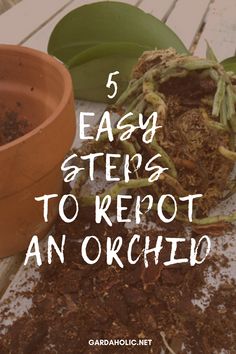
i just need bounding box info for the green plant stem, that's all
[142,203,236,225]
[79,178,152,206]
[212,77,225,117]
[149,139,177,177]
[219,146,236,161]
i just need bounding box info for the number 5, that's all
[106,71,120,99]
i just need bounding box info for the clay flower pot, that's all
[0,45,76,258]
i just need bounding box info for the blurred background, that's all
[0,0,21,15]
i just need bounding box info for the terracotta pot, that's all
[0,45,76,257]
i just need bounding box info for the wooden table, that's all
[0,0,236,321]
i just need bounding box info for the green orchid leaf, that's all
[48,1,188,63]
[221,56,236,73]
[206,40,218,62]
[68,42,150,103]
[70,54,139,103]
[67,42,151,68]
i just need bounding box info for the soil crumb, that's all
[0,109,30,146]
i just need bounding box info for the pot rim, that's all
[0,44,73,152]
